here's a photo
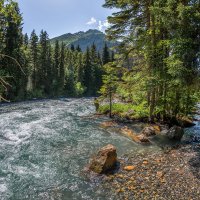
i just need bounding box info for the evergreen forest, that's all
[0,0,113,101]
[100,0,200,122]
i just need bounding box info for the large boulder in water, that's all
[178,117,195,128]
[164,126,184,140]
[89,144,117,174]
[170,116,195,128]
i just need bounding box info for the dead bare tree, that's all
[0,53,25,102]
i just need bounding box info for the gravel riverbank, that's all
[101,143,200,200]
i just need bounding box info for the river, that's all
[0,99,199,200]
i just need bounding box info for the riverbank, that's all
[98,102,197,128]
[92,104,200,199]
[101,143,200,199]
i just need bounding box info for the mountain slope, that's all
[50,29,116,52]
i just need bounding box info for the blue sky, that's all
[15,0,114,38]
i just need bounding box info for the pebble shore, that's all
[102,144,200,200]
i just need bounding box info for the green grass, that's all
[99,103,149,119]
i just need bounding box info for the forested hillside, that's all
[50,29,117,52]
[0,0,200,123]
[100,0,200,122]
[0,1,114,101]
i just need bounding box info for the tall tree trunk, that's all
[109,85,112,118]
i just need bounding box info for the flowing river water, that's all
[0,99,199,200]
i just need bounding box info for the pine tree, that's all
[98,52,102,65]
[100,63,119,118]
[83,46,92,95]
[23,33,29,49]
[38,30,50,95]
[75,53,83,84]
[111,51,115,62]
[30,29,39,91]
[76,45,82,52]
[70,44,75,51]
[90,43,102,95]
[52,40,60,95]
[63,49,75,96]
[102,43,110,65]
[59,42,65,95]
[46,42,53,96]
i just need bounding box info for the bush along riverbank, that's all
[98,102,196,127]
[98,102,197,145]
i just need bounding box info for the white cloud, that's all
[86,17,110,32]
[86,17,97,25]
[98,20,110,31]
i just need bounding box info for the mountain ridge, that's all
[50,29,117,52]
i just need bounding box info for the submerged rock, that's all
[164,125,184,140]
[121,126,150,143]
[137,134,151,143]
[140,126,156,137]
[121,126,141,143]
[100,121,118,128]
[89,144,117,174]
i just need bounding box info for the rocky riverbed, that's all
[100,143,200,199]
[89,108,200,199]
